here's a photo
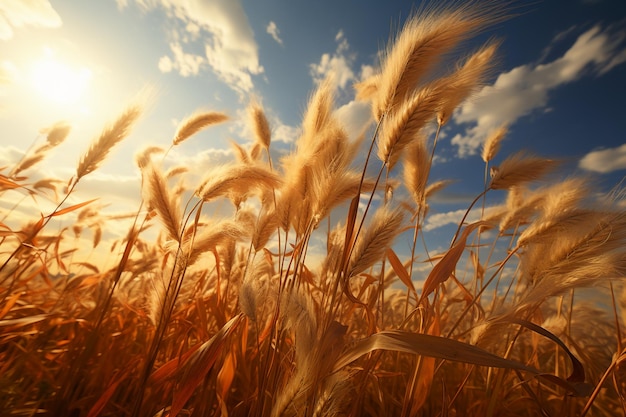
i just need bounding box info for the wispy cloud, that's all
[78,173,142,208]
[0,0,61,41]
[307,30,373,139]
[424,206,500,232]
[266,21,283,45]
[272,120,299,144]
[310,30,356,91]
[158,42,204,76]
[131,0,263,93]
[424,208,468,232]
[451,24,626,157]
[334,99,372,139]
[579,144,626,173]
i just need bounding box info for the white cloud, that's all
[451,24,626,157]
[273,119,300,144]
[310,30,356,90]
[579,144,626,173]
[174,147,233,171]
[77,172,142,208]
[424,206,500,232]
[0,0,62,41]
[158,55,173,73]
[360,64,375,81]
[334,100,372,140]
[159,42,204,77]
[266,21,283,45]
[600,46,626,75]
[185,21,200,37]
[424,208,468,232]
[132,0,263,93]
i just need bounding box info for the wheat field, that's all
[1,3,626,416]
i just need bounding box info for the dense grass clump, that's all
[2,3,626,416]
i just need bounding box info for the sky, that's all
[1,0,626,259]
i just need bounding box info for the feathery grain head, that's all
[240,256,274,321]
[312,373,352,417]
[250,141,263,161]
[248,99,272,149]
[489,152,560,190]
[499,188,545,232]
[377,85,442,169]
[41,121,72,146]
[276,153,313,232]
[516,212,626,314]
[239,279,258,321]
[173,110,228,145]
[481,124,508,163]
[77,104,142,179]
[313,171,378,227]
[424,179,454,200]
[135,146,165,169]
[403,135,430,206]
[540,177,590,217]
[437,40,501,126]
[147,272,167,326]
[308,120,349,167]
[165,166,188,179]
[280,288,318,363]
[196,163,282,203]
[515,178,593,246]
[374,3,503,120]
[349,205,405,276]
[185,220,249,266]
[517,208,598,248]
[231,140,251,164]
[252,208,279,251]
[12,151,48,176]
[301,77,335,150]
[32,178,63,197]
[354,73,380,102]
[141,161,182,242]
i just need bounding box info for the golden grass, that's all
[77,104,142,180]
[173,111,229,146]
[1,3,626,417]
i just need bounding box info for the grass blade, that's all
[170,314,244,416]
[333,329,539,373]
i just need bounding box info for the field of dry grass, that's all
[1,3,626,416]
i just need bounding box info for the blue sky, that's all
[1,0,625,250]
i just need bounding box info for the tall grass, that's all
[2,3,626,416]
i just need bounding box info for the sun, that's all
[30,48,92,107]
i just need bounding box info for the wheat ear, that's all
[489,152,560,190]
[374,4,502,120]
[173,111,229,145]
[77,104,142,179]
[196,164,282,202]
[141,162,182,242]
[248,99,272,149]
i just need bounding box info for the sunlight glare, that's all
[30,49,92,108]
